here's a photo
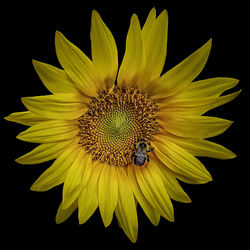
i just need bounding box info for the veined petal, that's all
[56,200,78,224]
[62,150,88,209]
[78,162,103,224]
[169,171,207,184]
[32,60,79,94]
[127,165,160,226]
[91,10,118,89]
[134,163,174,221]
[142,8,156,41]
[147,39,212,98]
[55,31,99,97]
[117,14,144,89]
[115,166,138,243]
[30,144,81,191]
[22,94,88,120]
[152,141,212,183]
[16,137,78,164]
[139,9,168,84]
[4,111,47,126]
[175,77,239,99]
[158,90,241,115]
[98,164,118,227]
[17,120,78,143]
[157,134,236,159]
[80,153,93,189]
[158,114,233,139]
[151,155,191,203]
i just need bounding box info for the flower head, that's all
[5,8,240,242]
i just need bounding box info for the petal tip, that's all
[55,30,64,42]
[15,157,23,164]
[3,115,10,122]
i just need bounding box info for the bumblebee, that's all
[132,138,153,166]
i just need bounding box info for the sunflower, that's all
[5,8,240,243]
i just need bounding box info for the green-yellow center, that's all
[78,87,159,167]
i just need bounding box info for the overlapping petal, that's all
[151,155,191,203]
[115,166,138,243]
[134,163,174,221]
[174,77,239,99]
[146,39,212,98]
[156,134,236,159]
[98,163,118,227]
[30,143,81,191]
[32,60,79,94]
[62,150,89,209]
[91,10,118,90]
[56,200,78,224]
[15,137,78,165]
[139,9,168,87]
[78,161,102,224]
[158,90,241,115]
[128,164,161,226]
[4,111,47,126]
[55,31,99,97]
[152,140,212,183]
[158,114,233,139]
[17,120,78,143]
[117,14,144,89]
[21,93,88,120]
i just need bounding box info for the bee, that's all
[132,138,153,166]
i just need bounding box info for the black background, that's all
[6,6,249,249]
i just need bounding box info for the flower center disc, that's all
[78,87,159,167]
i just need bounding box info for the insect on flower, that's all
[5,8,240,243]
[132,138,153,166]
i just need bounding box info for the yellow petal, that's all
[147,39,212,98]
[32,60,79,94]
[55,31,99,97]
[158,114,233,139]
[115,166,138,243]
[169,172,207,184]
[151,155,191,203]
[30,144,80,191]
[117,14,144,89]
[62,150,87,209]
[78,162,103,224]
[98,164,118,227]
[16,137,78,165]
[91,10,118,89]
[159,90,241,115]
[175,77,239,99]
[139,9,168,84]
[4,111,47,126]
[22,93,88,120]
[152,141,212,183]
[17,120,78,143]
[134,163,174,221]
[141,8,156,41]
[56,200,78,224]
[80,153,93,189]
[157,134,236,159]
[127,164,160,226]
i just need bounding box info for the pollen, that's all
[78,87,159,167]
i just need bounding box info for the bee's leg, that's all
[147,155,149,162]
[131,152,135,158]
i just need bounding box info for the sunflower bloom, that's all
[5,9,240,243]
